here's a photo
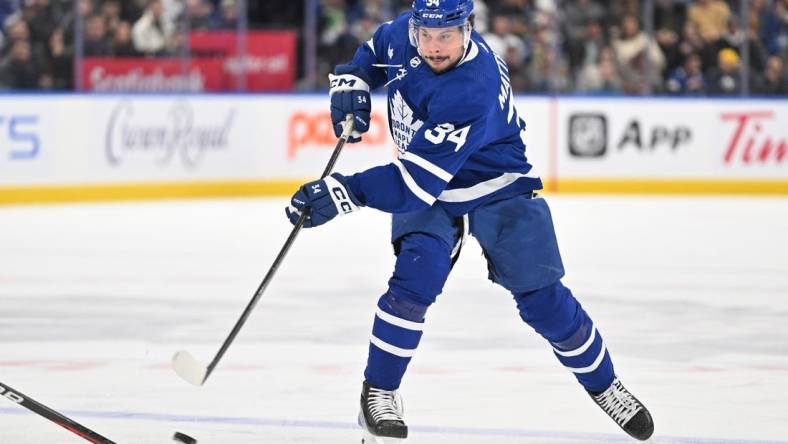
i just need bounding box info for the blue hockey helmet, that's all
[410,0,474,29]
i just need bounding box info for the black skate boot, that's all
[358,381,407,443]
[589,377,654,441]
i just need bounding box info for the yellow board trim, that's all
[556,179,788,195]
[0,180,305,206]
[1,178,787,206]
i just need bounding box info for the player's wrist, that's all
[325,173,363,216]
[341,173,367,207]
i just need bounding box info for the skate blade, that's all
[359,413,406,444]
[361,429,406,444]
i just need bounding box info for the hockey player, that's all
[285,0,655,441]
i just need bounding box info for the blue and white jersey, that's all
[344,12,542,216]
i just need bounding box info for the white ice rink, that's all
[1,195,787,443]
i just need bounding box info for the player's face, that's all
[418,26,465,73]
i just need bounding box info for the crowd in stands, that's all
[316,0,788,95]
[0,0,240,89]
[1,0,787,95]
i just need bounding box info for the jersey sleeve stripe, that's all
[401,152,453,182]
[437,171,539,203]
[393,159,437,205]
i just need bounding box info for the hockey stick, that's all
[0,380,116,444]
[173,114,355,386]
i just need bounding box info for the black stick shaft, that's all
[202,116,353,383]
[0,381,116,444]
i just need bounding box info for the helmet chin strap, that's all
[458,22,472,64]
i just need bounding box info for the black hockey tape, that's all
[173,431,197,444]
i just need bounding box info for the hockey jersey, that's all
[344,12,542,217]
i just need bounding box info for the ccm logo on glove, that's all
[286,173,362,228]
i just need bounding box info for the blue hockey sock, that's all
[364,234,451,390]
[514,281,614,393]
[365,292,427,390]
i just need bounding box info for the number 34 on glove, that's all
[285,173,363,228]
[329,65,371,143]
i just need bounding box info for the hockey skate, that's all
[590,376,654,441]
[358,381,407,443]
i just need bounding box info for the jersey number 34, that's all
[425,123,470,152]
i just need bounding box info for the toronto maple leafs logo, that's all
[389,90,423,154]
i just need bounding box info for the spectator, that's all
[720,16,767,73]
[527,11,569,92]
[101,0,123,35]
[23,0,59,49]
[753,55,788,94]
[0,39,41,89]
[653,0,685,73]
[654,0,686,35]
[612,14,666,92]
[483,14,527,61]
[677,20,716,71]
[132,0,176,56]
[186,0,215,30]
[576,45,623,93]
[612,15,666,70]
[317,0,359,84]
[665,52,705,95]
[83,14,111,56]
[216,0,238,29]
[45,27,72,89]
[568,19,607,76]
[686,0,730,44]
[320,0,350,47]
[749,0,783,56]
[706,47,742,95]
[2,17,30,57]
[562,0,606,44]
[109,21,139,57]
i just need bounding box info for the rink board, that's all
[0,94,786,204]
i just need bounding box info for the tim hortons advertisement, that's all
[82,31,296,92]
[715,105,787,177]
[88,98,259,180]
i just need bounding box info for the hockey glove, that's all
[329,64,371,143]
[285,173,362,228]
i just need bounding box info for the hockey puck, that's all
[173,431,197,444]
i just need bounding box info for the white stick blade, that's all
[172,350,207,386]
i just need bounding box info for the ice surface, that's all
[1,195,787,443]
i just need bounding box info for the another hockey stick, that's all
[173,114,355,386]
[0,380,116,444]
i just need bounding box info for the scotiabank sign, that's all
[82,31,295,92]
